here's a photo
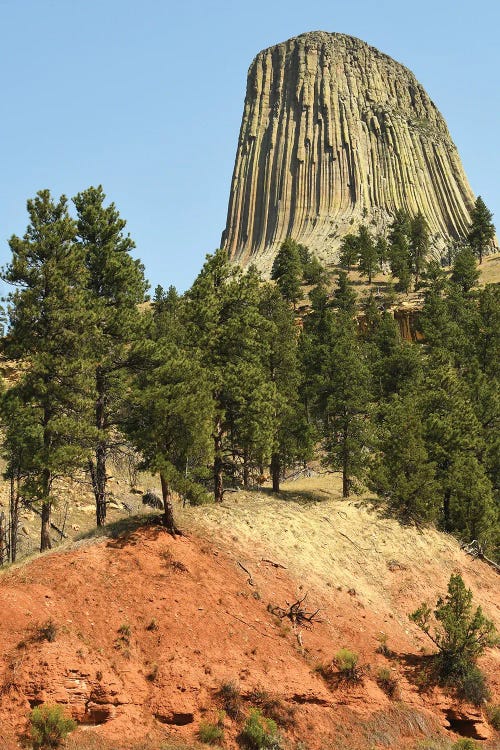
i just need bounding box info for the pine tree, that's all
[357,225,378,283]
[1,190,94,551]
[270,238,302,306]
[409,212,429,284]
[369,394,439,522]
[388,210,412,292]
[312,272,371,498]
[126,336,213,532]
[259,284,311,492]
[468,196,495,264]
[339,233,359,272]
[451,246,480,293]
[74,186,148,526]
[187,252,275,500]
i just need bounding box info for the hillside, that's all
[1,474,498,750]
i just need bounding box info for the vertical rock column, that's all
[222,31,475,272]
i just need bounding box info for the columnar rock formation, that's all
[222,31,476,271]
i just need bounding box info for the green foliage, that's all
[376,667,399,698]
[357,224,378,283]
[369,394,439,523]
[467,196,495,264]
[409,212,429,284]
[271,238,302,306]
[451,740,480,750]
[339,233,359,271]
[388,209,412,292]
[450,246,479,293]
[410,574,497,704]
[29,704,76,749]
[1,190,95,551]
[485,703,500,730]
[218,681,242,720]
[74,185,148,526]
[298,245,326,285]
[198,714,225,745]
[239,708,281,750]
[334,648,363,683]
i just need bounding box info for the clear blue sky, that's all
[1,0,498,294]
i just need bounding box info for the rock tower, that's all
[222,32,475,271]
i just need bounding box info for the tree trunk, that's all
[0,511,5,565]
[342,421,350,499]
[271,452,280,493]
[40,500,52,552]
[243,448,250,488]
[160,473,180,535]
[213,421,224,503]
[443,487,451,532]
[93,367,108,526]
[9,474,19,563]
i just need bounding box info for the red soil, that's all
[0,515,498,750]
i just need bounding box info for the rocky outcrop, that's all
[222,31,476,272]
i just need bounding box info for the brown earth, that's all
[0,474,499,750]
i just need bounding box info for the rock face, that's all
[222,31,476,271]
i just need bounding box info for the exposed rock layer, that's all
[222,31,475,271]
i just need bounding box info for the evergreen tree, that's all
[468,196,495,264]
[332,270,357,315]
[409,212,429,284]
[312,273,371,497]
[369,394,439,522]
[357,224,378,283]
[74,186,148,526]
[259,284,311,492]
[388,210,412,292]
[339,233,359,272]
[187,252,275,500]
[419,363,494,543]
[375,234,388,267]
[126,336,213,532]
[450,246,480,293]
[1,190,94,551]
[270,238,302,306]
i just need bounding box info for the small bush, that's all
[239,708,281,750]
[452,740,479,750]
[198,719,224,745]
[29,704,76,749]
[248,689,295,728]
[334,648,364,684]
[118,623,131,638]
[376,667,399,698]
[485,703,500,730]
[38,620,57,643]
[146,662,159,682]
[218,681,242,720]
[453,663,490,705]
[375,632,393,657]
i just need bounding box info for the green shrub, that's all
[451,740,479,750]
[38,620,57,643]
[410,574,497,704]
[486,703,500,730]
[239,708,281,750]
[334,648,364,684]
[218,681,242,720]
[376,667,399,698]
[198,719,224,745]
[29,704,76,749]
[451,663,490,706]
[248,689,295,728]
